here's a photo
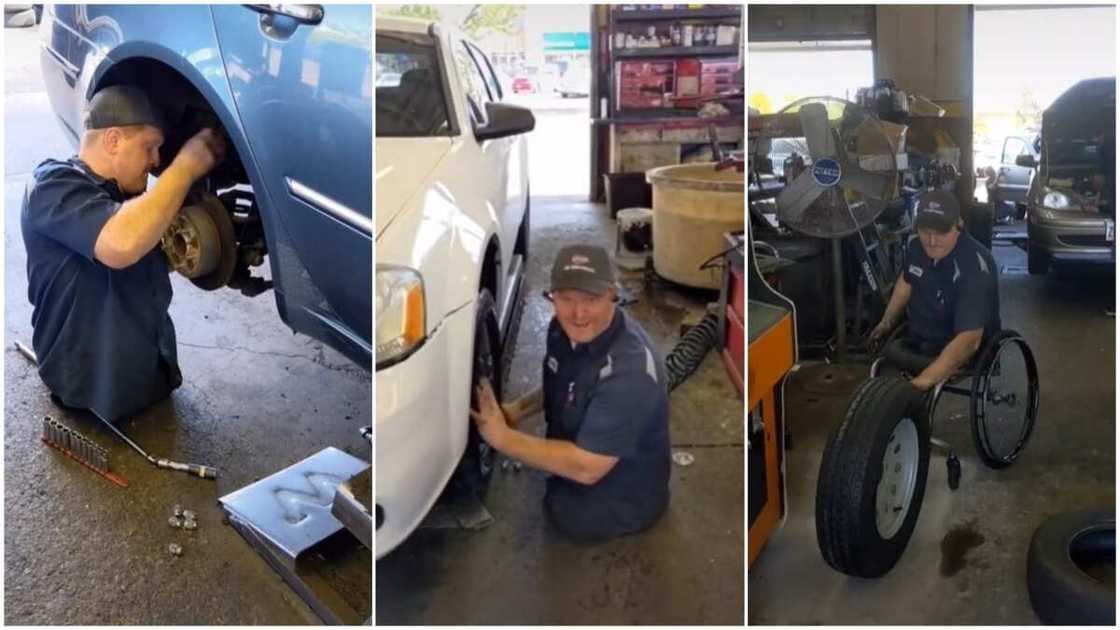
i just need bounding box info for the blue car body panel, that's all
[40,4,373,369]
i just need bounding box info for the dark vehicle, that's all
[40,4,373,367]
[1024,77,1116,275]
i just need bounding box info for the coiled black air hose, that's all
[666,312,721,392]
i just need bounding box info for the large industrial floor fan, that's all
[767,97,898,357]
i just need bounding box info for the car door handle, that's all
[246,4,324,25]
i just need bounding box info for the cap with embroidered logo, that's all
[914,189,961,233]
[550,245,615,296]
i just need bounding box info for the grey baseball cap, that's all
[83,85,163,131]
[914,189,961,233]
[550,245,615,296]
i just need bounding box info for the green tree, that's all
[749,92,774,114]
[380,5,442,22]
[460,5,524,39]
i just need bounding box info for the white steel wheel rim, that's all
[876,416,920,540]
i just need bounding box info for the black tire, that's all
[516,185,530,261]
[969,330,1039,469]
[1028,243,1050,276]
[455,289,501,496]
[816,376,931,578]
[1028,508,1116,625]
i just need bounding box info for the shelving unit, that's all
[613,7,743,22]
[613,45,740,59]
[595,4,744,202]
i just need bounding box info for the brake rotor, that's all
[161,191,237,290]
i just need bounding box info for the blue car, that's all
[40,4,372,368]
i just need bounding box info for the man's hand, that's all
[172,128,227,181]
[868,319,894,353]
[910,375,936,392]
[499,400,520,429]
[469,378,509,450]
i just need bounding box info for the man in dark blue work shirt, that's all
[471,245,671,542]
[22,86,226,422]
[869,190,1001,391]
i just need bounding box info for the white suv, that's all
[374,16,533,558]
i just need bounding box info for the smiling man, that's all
[869,189,1001,390]
[471,244,671,542]
[22,85,226,423]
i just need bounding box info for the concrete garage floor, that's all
[748,241,1115,625]
[4,27,371,624]
[377,196,745,625]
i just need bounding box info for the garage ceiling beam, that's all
[748,5,875,43]
[975,4,1109,11]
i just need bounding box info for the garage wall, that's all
[873,5,972,112]
[748,5,875,42]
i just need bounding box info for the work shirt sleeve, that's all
[953,264,993,334]
[26,172,119,262]
[575,371,658,459]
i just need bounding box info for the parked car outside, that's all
[556,64,591,98]
[376,72,402,87]
[1025,77,1116,275]
[40,4,372,367]
[766,137,809,178]
[375,16,534,557]
[990,133,1040,220]
[512,75,536,95]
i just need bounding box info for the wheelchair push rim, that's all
[970,333,1040,468]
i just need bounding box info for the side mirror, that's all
[1015,154,1038,168]
[474,102,535,142]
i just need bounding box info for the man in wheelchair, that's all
[868,189,1000,391]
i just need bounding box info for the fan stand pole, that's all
[831,237,847,361]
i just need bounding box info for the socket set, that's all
[40,415,128,487]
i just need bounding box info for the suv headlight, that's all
[1041,188,1073,211]
[376,265,426,368]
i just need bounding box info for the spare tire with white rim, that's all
[816,376,931,577]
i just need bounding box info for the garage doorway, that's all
[973,5,1116,210]
[376,4,591,197]
[747,40,873,113]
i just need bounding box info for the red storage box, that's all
[617,61,675,109]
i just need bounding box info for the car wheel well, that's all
[480,238,500,300]
[97,58,272,295]
[96,57,246,188]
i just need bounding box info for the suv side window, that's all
[453,41,492,125]
[1002,137,1026,165]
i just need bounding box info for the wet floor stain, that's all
[940,519,986,577]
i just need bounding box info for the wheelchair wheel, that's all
[816,377,930,577]
[970,330,1039,468]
